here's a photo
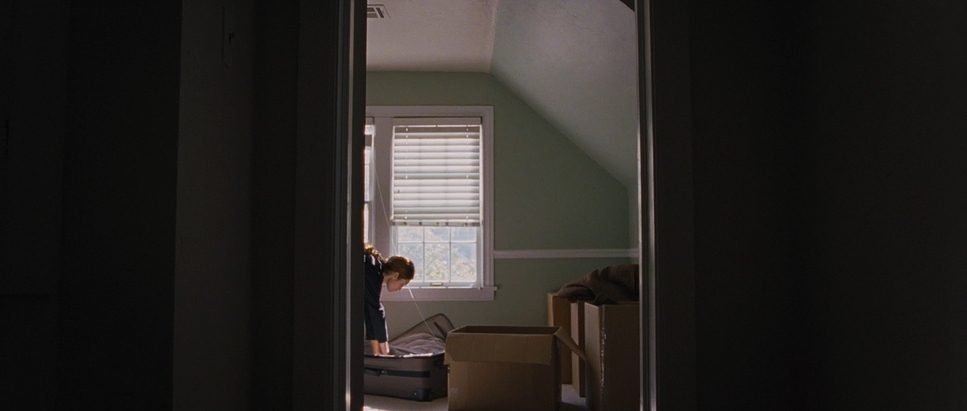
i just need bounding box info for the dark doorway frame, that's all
[315,0,699,410]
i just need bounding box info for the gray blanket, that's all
[557,264,639,304]
[364,332,446,357]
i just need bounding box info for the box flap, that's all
[554,326,587,361]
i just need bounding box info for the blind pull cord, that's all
[375,154,432,335]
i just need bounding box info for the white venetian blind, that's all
[391,117,482,227]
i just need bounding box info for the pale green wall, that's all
[367,72,632,336]
[387,258,632,335]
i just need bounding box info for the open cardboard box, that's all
[445,325,586,411]
[546,292,572,384]
[570,300,587,397]
[584,301,640,411]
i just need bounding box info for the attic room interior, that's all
[359,1,639,410]
[3,0,967,410]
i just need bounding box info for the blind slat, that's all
[392,120,482,226]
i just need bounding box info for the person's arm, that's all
[372,340,390,355]
[370,339,383,355]
[363,254,390,354]
[369,303,390,354]
[364,298,389,352]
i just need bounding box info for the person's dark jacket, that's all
[363,252,388,342]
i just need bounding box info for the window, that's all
[365,106,494,301]
[363,121,374,245]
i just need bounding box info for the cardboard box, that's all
[445,325,585,411]
[584,302,640,411]
[570,301,586,397]
[546,292,572,383]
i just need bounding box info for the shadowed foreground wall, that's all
[797,2,967,409]
[175,0,256,409]
[58,1,181,408]
[682,1,967,410]
[0,0,68,407]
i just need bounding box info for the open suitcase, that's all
[363,313,454,401]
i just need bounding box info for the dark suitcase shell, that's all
[364,313,454,401]
[364,353,447,401]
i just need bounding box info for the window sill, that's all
[380,286,496,302]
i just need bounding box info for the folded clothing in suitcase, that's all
[364,313,454,401]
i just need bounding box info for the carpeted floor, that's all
[363,383,589,411]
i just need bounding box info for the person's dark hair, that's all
[384,256,415,280]
[364,243,415,280]
[364,243,383,262]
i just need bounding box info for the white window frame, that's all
[366,106,495,301]
[363,119,374,245]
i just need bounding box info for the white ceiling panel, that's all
[366,0,498,72]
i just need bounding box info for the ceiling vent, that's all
[367,4,388,19]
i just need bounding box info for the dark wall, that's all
[58,1,181,409]
[250,0,365,409]
[3,0,360,409]
[0,1,69,409]
[2,1,182,409]
[647,0,698,409]
[687,1,807,409]
[682,1,967,410]
[291,0,365,408]
[251,0,298,408]
[175,0,256,409]
[798,2,967,409]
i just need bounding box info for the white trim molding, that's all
[493,248,639,259]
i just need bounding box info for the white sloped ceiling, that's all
[366,0,638,189]
[366,0,498,72]
[490,0,637,189]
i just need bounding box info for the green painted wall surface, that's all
[385,258,634,336]
[367,72,633,336]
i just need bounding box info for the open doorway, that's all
[355,1,643,410]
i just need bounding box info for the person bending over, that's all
[363,243,415,355]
